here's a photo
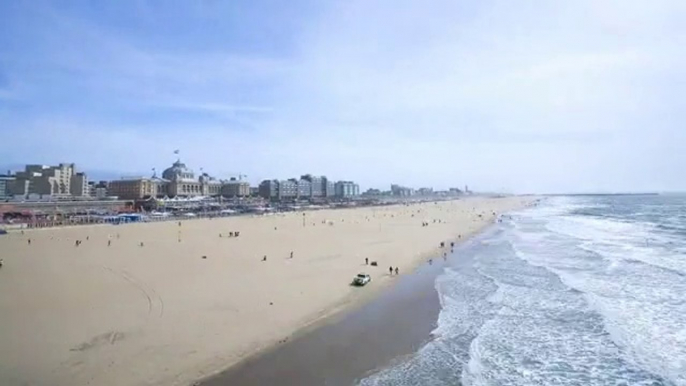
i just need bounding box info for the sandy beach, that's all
[0,197,531,386]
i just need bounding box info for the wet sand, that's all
[200,255,447,386]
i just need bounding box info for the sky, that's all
[1,0,685,193]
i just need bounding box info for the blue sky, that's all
[1,0,685,193]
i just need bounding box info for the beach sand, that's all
[0,197,531,386]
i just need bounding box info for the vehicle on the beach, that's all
[352,273,371,286]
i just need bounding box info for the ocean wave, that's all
[360,196,685,386]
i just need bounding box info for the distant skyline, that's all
[1,1,685,193]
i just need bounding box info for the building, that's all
[88,181,109,199]
[221,178,250,197]
[391,184,414,197]
[160,159,221,197]
[417,187,434,196]
[0,175,14,199]
[70,173,89,197]
[108,177,168,200]
[10,163,84,197]
[258,180,279,200]
[325,180,335,197]
[297,178,312,199]
[199,173,222,196]
[278,179,298,200]
[362,188,382,196]
[300,175,324,197]
[334,181,359,198]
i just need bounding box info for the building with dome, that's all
[161,159,221,197]
[108,158,221,200]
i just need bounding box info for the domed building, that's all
[161,159,221,197]
[162,160,196,182]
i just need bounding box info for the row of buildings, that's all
[1,159,360,202]
[0,163,90,199]
[258,176,359,200]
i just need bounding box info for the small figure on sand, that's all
[440,242,445,248]
[86,236,89,241]
[395,267,399,275]
[429,259,433,265]
[290,251,294,259]
[28,239,31,245]
[0,259,3,268]
[139,242,144,247]
[365,257,369,265]
[389,266,394,275]
[450,242,455,247]
[108,240,111,247]
[262,255,267,261]
[229,231,234,237]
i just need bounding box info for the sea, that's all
[359,194,686,386]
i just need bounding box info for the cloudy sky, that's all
[1,0,684,193]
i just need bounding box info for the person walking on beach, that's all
[395,267,399,275]
[365,257,369,265]
[108,240,111,247]
[27,239,31,245]
[389,266,393,275]
[290,251,294,259]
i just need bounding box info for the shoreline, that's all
[199,246,449,386]
[195,203,535,386]
[0,197,534,386]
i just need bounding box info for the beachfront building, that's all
[87,181,109,199]
[300,175,325,197]
[8,163,90,198]
[297,178,311,199]
[334,181,360,198]
[0,175,14,200]
[325,180,335,197]
[300,174,337,199]
[391,184,414,197]
[108,177,169,200]
[417,187,434,196]
[70,173,89,197]
[362,188,382,196]
[221,179,250,197]
[161,159,221,197]
[258,180,279,200]
[278,179,298,200]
